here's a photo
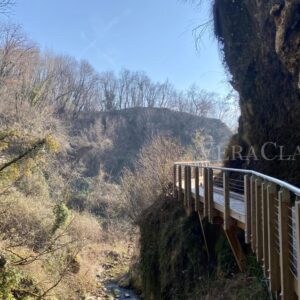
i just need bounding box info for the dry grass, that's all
[121,135,187,220]
[0,186,132,299]
[0,192,53,249]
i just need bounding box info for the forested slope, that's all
[73,107,231,179]
[0,21,232,298]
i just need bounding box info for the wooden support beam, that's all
[194,166,200,212]
[197,211,210,260]
[267,183,280,293]
[223,171,230,230]
[255,178,263,261]
[178,165,182,202]
[295,199,300,298]
[203,168,209,218]
[208,168,214,223]
[224,226,246,272]
[244,175,251,244]
[278,188,294,300]
[261,181,269,278]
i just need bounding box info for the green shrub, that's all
[52,203,70,233]
[0,267,21,300]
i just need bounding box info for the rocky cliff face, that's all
[213,0,300,184]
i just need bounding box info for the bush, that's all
[0,192,52,250]
[68,212,102,245]
[52,203,70,234]
[121,135,186,220]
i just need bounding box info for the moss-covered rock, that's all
[213,0,300,185]
[138,195,268,299]
[138,196,211,299]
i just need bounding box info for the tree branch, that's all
[0,139,46,172]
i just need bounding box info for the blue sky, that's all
[11,0,230,94]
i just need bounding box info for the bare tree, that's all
[185,84,215,117]
[99,71,118,111]
[0,22,237,128]
[0,24,35,86]
[121,136,186,219]
[0,0,14,15]
[213,90,240,131]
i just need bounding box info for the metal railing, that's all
[173,161,300,300]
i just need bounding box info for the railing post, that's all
[208,168,214,223]
[261,181,269,278]
[223,171,230,230]
[267,183,280,293]
[204,167,209,218]
[184,166,187,209]
[295,199,300,297]
[250,176,256,253]
[194,166,200,212]
[178,165,182,202]
[244,175,251,244]
[187,166,192,215]
[173,165,177,197]
[278,188,294,300]
[255,178,263,261]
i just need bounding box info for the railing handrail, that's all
[174,161,300,196]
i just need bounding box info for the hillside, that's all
[72,107,232,179]
[5,0,296,298]
[0,104,232,299]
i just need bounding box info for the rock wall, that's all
[213,0,300,184]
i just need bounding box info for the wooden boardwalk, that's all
[174,161,300,300]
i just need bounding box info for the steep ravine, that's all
[73,107,232,180]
